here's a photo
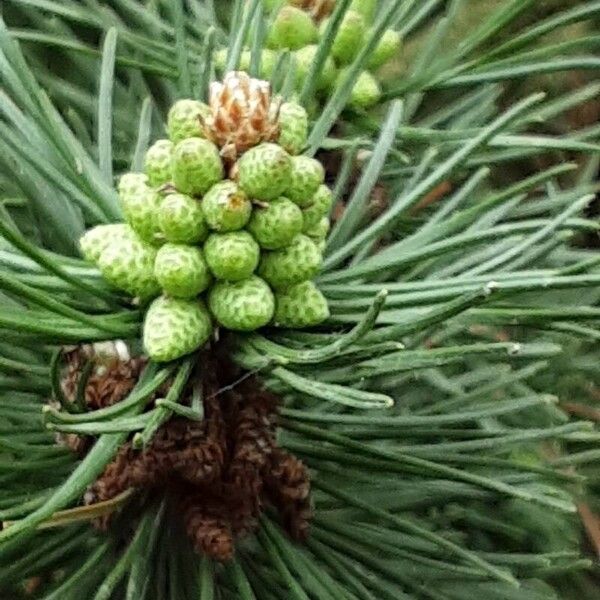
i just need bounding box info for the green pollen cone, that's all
[236,143,292,201]
[201,181,252,232]
[204,231,260,281]
[172,137,223,197]
[247,196,304,250]
[274,280,330,328]
[158,192,209,244]
[143,296,212,362]
[154,244,212,298]
[208,276,275,332]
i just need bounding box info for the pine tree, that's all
[0,1,599,598]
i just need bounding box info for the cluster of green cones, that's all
[217,0,400,109]
[80,71,332,363]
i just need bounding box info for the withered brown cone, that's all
[290,0,335,21]
[204,71,281,162]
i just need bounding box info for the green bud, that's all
[144,139,174,187]
[204,231,260,281]
[295,45,337,91]
[278,102,308,155]
[201,181,252,232]
[274,280,329,327]
[167,99,210,143]
[158,192,209,244]
[327,10,365,65]
[285,155,325,207]
[340,69,381,109]
[368,29,402,70]
[236,143,292,201]
[209,276,275,331]
[267,6,318,51]
[350,0,377,22]
[258,234,322,289]
[118,173,163,245]
[305,216,331,241]
[247,196,304,250]
[154,243,212,298]
[302,184,333,231]
[172,137,223,197]
[79,223,134,264]
[143,296,212,362]
[98,230,160,299]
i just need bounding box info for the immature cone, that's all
[274,281,329,327]
[143,296,212,362]
[205,72,280,162]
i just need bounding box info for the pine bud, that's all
[285,156,325,207]
[247,197,304,250]
[294,45,337,91]
[327,10,365,65]
[236,142,292,201]
[208,276,275,331]
[302,184,333,231]
[118,173,163,245]
[258,234,322,289]
[368,29,402,70]
[305,215,331,240]
[144,139,174,187]
[274,280,329,327]
[167,99,210,143]
[342,69,381,108]
[278,102,308,155]
[143,296,212,362]
[79,223,134,264]
[201,181,252,232]
[154,244,212,298]
[172,137,224,197]
[204,231,260,281]
[97,230,160,299]
[350,0,377,22]
[158,193,209,244]
[267,6,318,50]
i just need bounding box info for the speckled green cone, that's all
[158,193,209,244]
[350,0,377,22]
[285,156,325,207]
[143,296,212,362]
[258,234,322,289]
[79,223,134,264]
[368,29,402,70]
[295,45,337,92]
[305,216,331,241]
[343,69,382,108]
[97,231,160,299]
[236,143,292,201]
[274,280,330,328]
[204,231,260,281]
[167,99,210,143]
[172,137,223,197]
[144,139,174,187]
[278,102,308,156]
[247,197,304,250]
[267,6,318,50]
[327,10,365,65]
[118,173,163,245]
[154,244,212,298]
[201,181,252,232]
[208,276,275,331]
[302,184,333,231]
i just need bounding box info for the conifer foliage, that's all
[0,1,599,598]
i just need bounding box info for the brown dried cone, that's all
[204,71,281,162]
[182,492,235,562]
[79,349,312,559]
[264,449,313,541]
[61,348,146,411]
[290,0,335,21]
